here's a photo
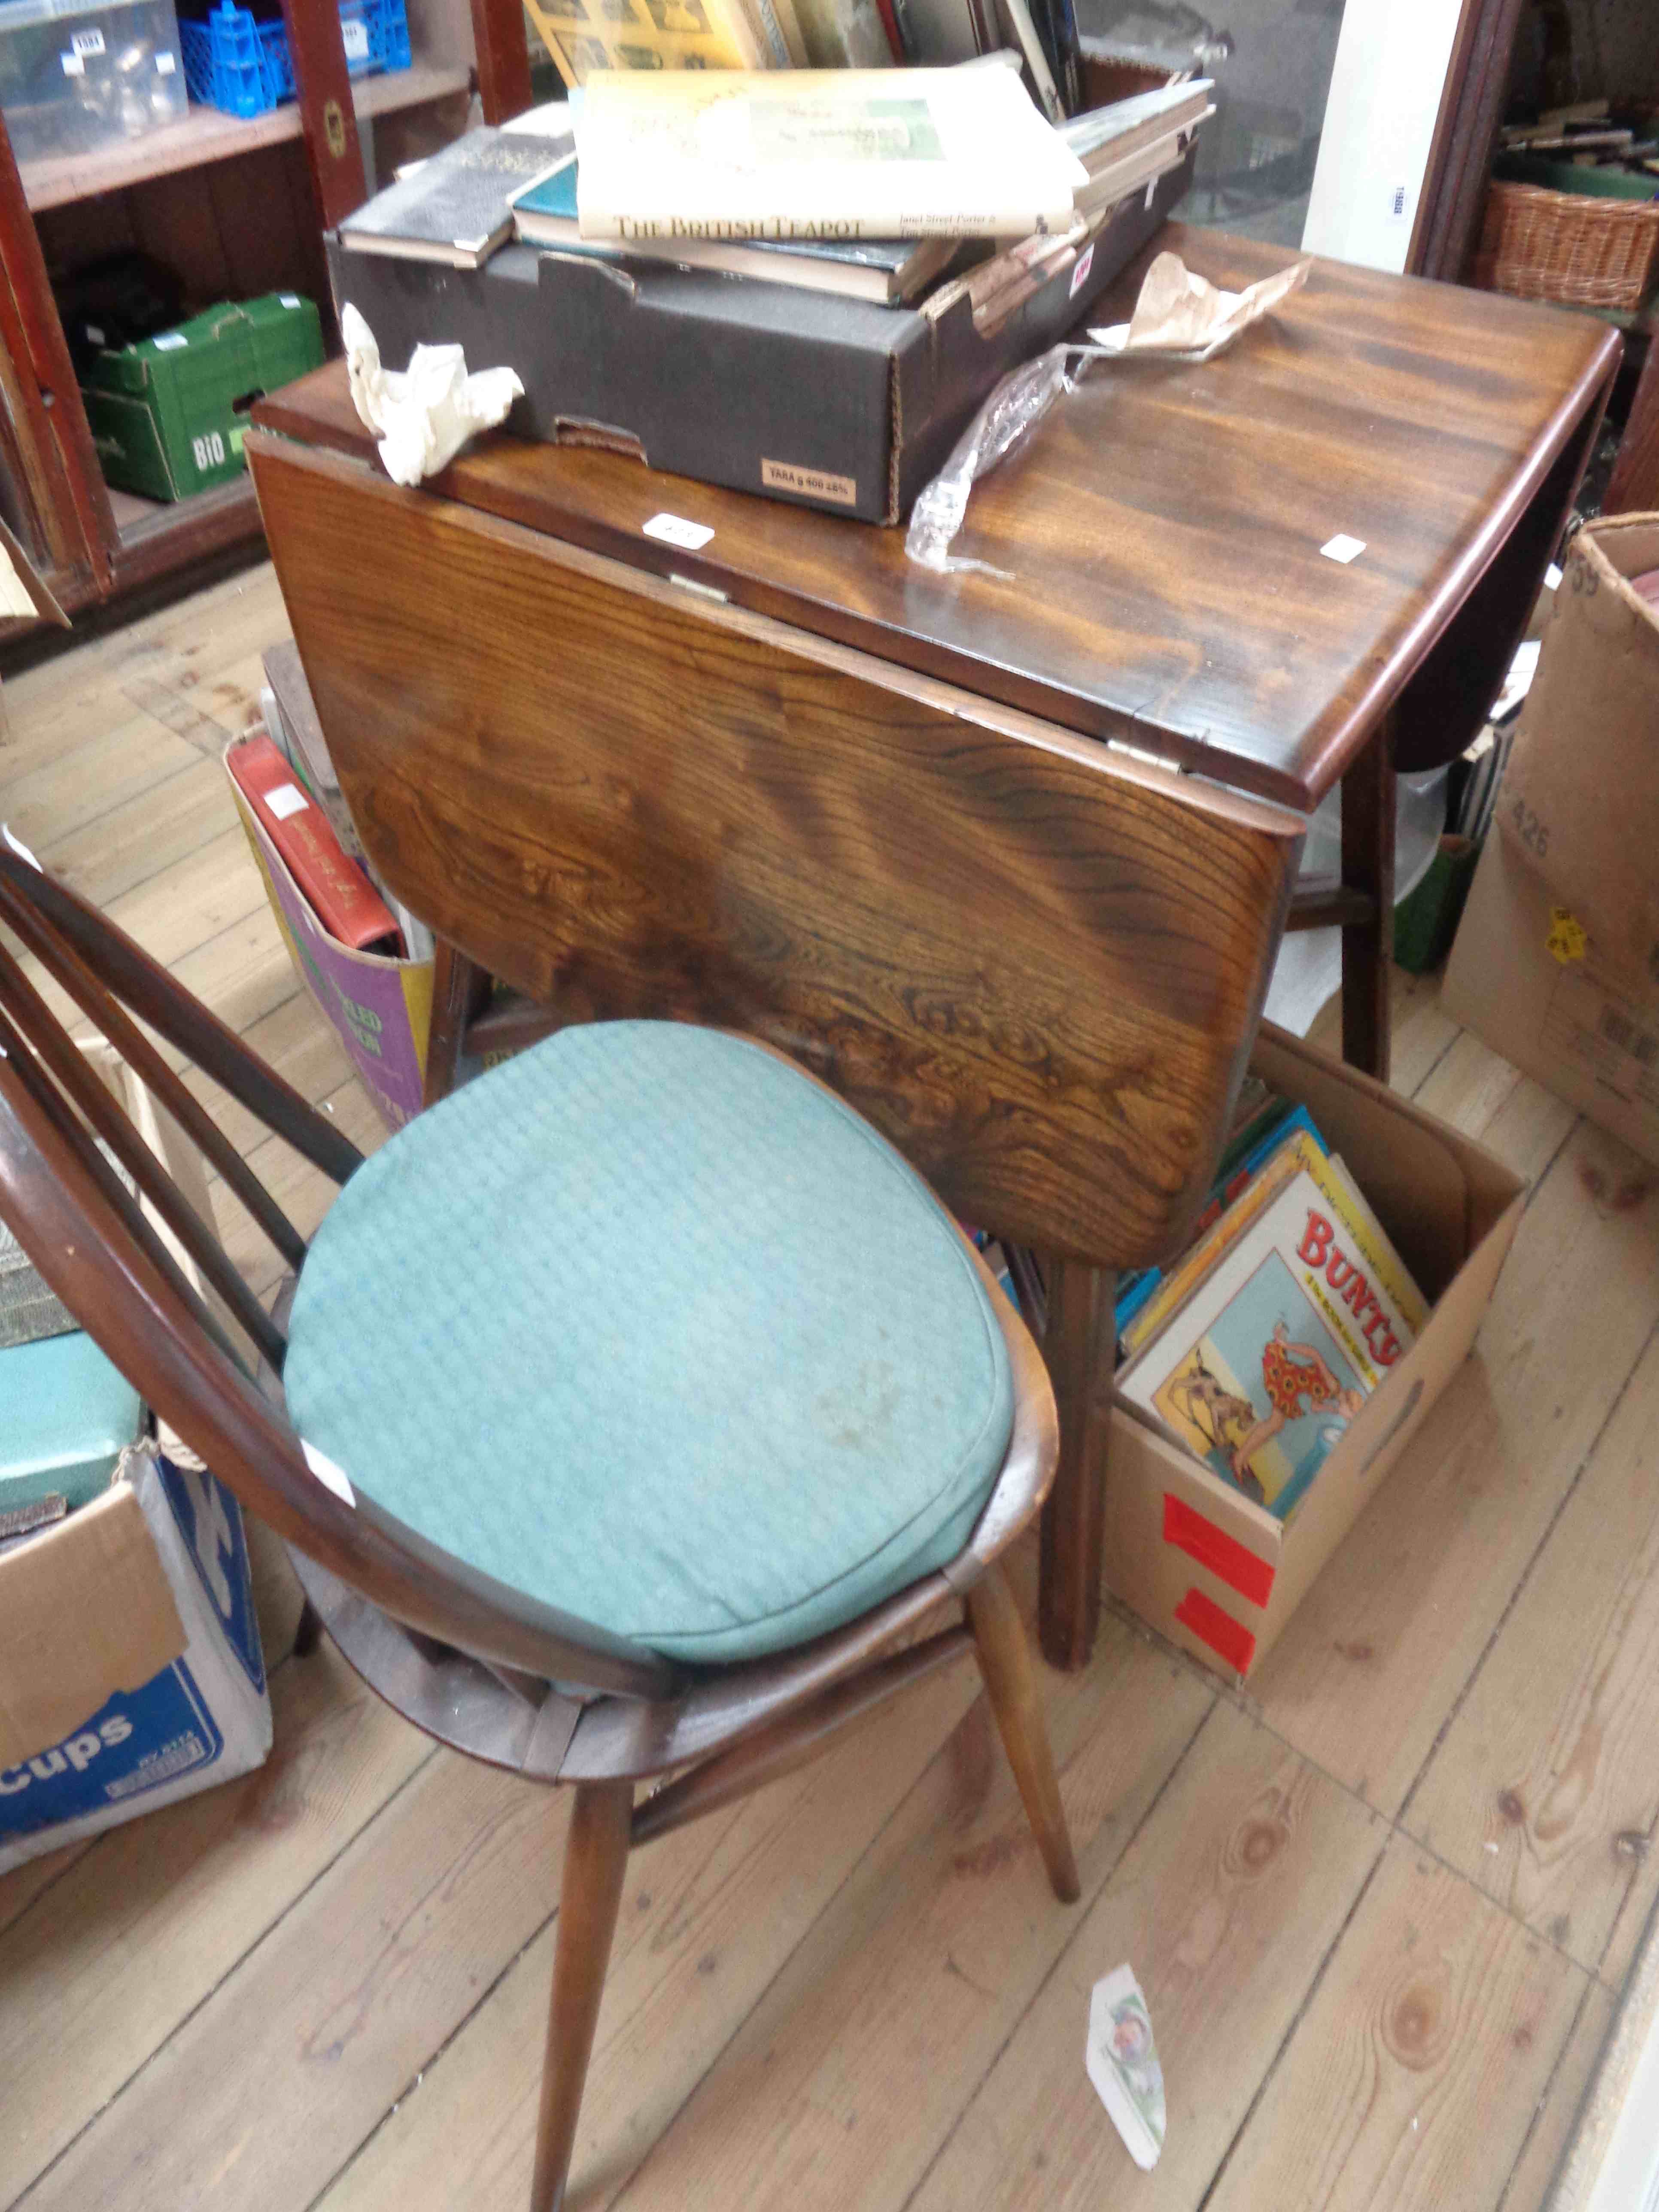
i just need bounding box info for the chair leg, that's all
[966,1563,1082,1904]
[530,1779,634,2212]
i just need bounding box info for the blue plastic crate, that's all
[179,0,408,116]
[334,0,376,79]
[372,0,410,70]
[179,6,272,120]
[256,13,292,100]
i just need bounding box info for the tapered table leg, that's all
[1037,1259,1116,1673]
[1340,727,1396,1083]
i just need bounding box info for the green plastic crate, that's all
[80,291,323,502]
[242,289,328,387]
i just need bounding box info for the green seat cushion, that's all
[283,1023,1013,1665]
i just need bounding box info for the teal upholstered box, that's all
[0,1330,145,1516]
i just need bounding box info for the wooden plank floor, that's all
[3,563,1657,2212]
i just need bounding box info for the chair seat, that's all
[283,1023,1014,1664]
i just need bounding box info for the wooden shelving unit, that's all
[0,0,480,623]
[19,61,469,213]
[107,473,264,587]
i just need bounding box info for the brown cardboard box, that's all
[0,1479,185,1774]
[1443,828,1659,1167]
[0,1048,297,1778]
[0,1048,273,1868]
[1498,513,1659,1002]
[0,1441,273,1872]
[1103,1023,1524,1683]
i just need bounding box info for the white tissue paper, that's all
[341,303,524,488]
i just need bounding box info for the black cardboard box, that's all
[325,150,1191,524]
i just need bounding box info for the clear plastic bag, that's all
[904,343,1084,576]
[904,250,1312,574]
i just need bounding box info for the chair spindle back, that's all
[0,836,678,1703]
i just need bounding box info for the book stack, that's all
[1065,80,1212,220]
[1112,1085,1429,1522]
[339,70,1211,310]
[337,123,580,271]
[517,0,1088,105]
[329,57,1214,521]
[523,0,808,88]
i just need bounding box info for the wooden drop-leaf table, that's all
[248,226,1618,1671]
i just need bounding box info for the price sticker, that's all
[643,512,714,552]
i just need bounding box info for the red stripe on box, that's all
[1162,1495,1276,1608]
[1175,1587,1258,1675]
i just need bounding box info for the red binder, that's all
[228,736,397,953]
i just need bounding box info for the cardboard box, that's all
[226,743,434,1131]
[324,152,1191,525]
[1498,513,1659,1002]
[0,1036,276,1870]
[82,292,324,502]
[1104,1023,1524,1683]
[1443,827,1659,1168]
[0,1443,271,1872]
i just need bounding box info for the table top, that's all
[259,226,1618,812]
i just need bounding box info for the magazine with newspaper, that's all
[1117,1152,1425,1519]
[1121,1124,1428,1365]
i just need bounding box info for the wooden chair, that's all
[0,836,1079,2212]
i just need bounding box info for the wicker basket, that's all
[1474,178,1659,312]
